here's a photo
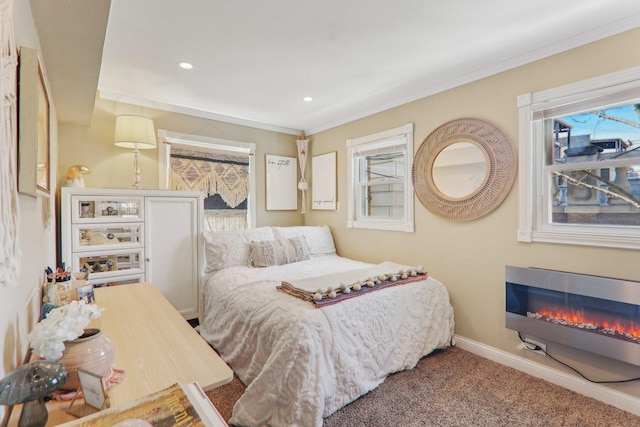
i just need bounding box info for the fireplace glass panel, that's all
[507,282,640,345]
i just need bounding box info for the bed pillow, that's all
[271,225,336,257]
[203,227,275,273]
[249,236,310,267]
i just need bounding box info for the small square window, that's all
[347,124,414,232]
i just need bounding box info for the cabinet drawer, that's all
[89,274,144,288]
[71,195,144,223]
[72,223,143,252]
[74,249,144,280]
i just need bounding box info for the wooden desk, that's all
[9,282,233,426]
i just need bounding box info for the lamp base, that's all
[132,147,141,189]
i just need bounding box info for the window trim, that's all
[157,130,256,228]
[346,123,414,232]
[517,65,640,250]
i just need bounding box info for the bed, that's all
[198,225,454,427]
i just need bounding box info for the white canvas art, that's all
[312,152,337,210]
[266,154,297,210]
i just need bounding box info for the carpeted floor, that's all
[206,346,640,426]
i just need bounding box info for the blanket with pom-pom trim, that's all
[278,261,427,307]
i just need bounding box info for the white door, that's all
[145,196,200,319]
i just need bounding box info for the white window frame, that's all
[517,65,640,250]
[346,123,414,232]
[157,129,256,228]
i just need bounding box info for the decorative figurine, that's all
[0,360,67,427]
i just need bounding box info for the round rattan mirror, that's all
[413,118,516,221]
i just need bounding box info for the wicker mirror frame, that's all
[412,118,517,221]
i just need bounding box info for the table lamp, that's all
[113,115,157,188]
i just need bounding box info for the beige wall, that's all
[1,0,58,422]
[58,97,303,228]
[305,28,640,398]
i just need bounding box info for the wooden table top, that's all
[9,282,233,426]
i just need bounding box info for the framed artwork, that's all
[78,368,108,409]
[18,47,50,197]
[67,368,110,417]
[265,154,297,210]
[312,152,337,210]
[77,283,95,304]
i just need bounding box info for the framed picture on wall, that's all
[17,47,50,197]
[312,152,337,210]
[265,154,297,210]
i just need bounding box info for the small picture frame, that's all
[77,283,95,304]
[67,368,110,417]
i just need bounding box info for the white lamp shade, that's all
[114,115,157,149]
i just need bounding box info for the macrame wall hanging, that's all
[168,143,250,208]
[296,131,309,214]
[0,0,20,287]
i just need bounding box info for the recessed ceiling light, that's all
[179,62,193,70]
[303,96,313,102]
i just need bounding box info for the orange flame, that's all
[537,307,640,340]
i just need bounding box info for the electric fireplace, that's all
[505,266,640,366]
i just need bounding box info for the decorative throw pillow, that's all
[271,225,336,257]
[203,227,275,273]
[249,236,310,267]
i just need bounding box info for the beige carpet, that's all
[206,346,640,426]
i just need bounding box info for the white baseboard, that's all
[454,335,640,417]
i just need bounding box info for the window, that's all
[518,65,640,249]
[158,130,256,230]
[347,123,414,232]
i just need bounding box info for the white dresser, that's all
[60,187,204,319]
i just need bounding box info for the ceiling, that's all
[31,0,640,135]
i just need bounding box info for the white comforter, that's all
[199,255,454,427]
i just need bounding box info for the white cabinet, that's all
[61,187,203,319]
[145,196,200,320]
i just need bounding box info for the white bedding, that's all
[199,254,454,427]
